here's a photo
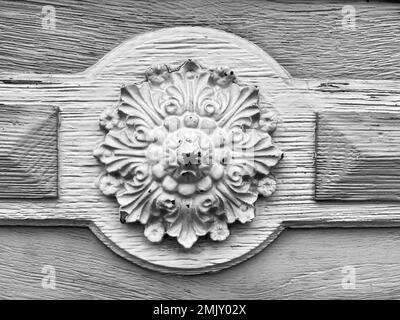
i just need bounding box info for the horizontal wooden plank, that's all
[0,0,399,80]
[316,111,400,201]
[0,105,58,198]
[2,226,400,299]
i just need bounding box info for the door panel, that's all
[0,0,399,299]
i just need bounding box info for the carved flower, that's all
[99,107,121,130]
[98,174,123,196]
[209,66,236,88]
[145,64,170,86]
[144,220,165,242]
[260,109,279,133]
[256,176,277,197]
[94,60,282,248]
[209,220,230,241]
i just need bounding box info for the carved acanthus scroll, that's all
[93,60,282,248]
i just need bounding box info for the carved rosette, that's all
[93,60,282,248]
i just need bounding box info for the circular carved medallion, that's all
[94,59,282,248]
[89,26,290,274]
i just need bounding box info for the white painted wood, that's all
[93,59,283,249]
[0,27,292,274]
[1,27,400,275]
[3,226,400,299]
[0,0,399,299]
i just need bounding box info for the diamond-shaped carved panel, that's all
[316,111,400,201]
[0,105,58,198]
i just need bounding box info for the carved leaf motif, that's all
[165,206,213,249]
[229,129,282,176]
[94,60,282,248]
[94,129,148,177]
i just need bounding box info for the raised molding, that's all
[1,27,400,274]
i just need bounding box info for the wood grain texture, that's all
[0,0,399,80]
[0,26,291,274]
[316,112,400,201]
[3,226,400,300]
[0,0,399,298]
[0,105,58,198]
[1,26,400,275]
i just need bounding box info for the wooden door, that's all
[0,0,399,299]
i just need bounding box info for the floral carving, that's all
[94,60,282,248]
